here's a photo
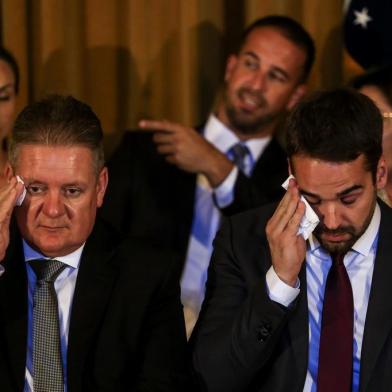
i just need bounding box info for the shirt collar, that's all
[352,202,380,256]
[23,240,84,269]
[308,203,381,257]
[205,114,271,162]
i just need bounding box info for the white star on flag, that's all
[353,7,372,29]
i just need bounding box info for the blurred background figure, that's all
[101,16,315,338]
[344,0,392,205]
[0,48,18,183]
[351,68,392,205]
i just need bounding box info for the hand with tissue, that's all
[265,176,309,287]
[0,176,25,260]
[15,176,26,206]
[282,175,319,240]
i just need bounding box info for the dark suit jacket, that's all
[100,129,288,265]
[191,201,392,392]
[0,219,188,391]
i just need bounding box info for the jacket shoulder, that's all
[227,202,278,236]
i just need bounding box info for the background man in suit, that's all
[101,15,315,336]
[0,95,187,391]
[192,89,391,391]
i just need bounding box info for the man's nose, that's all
[320,203,340,230]
[42,191,65,217]
[249,71,267,91]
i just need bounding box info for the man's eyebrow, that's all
[300,185,363,199]
[299,189,319,199]
[23,179,45,185]
[336,184,363,197]
[62,182,85,187]
[242,51,259,61]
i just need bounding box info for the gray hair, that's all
[9,94,105,174]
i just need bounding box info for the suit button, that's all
[257,323,271,342]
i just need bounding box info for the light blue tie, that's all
[181,141,252,333]
[193,142,251,246]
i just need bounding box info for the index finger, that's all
[0,178,24,218]
[268,182,300,232]
[0,178,23,225]
[138,119,179,133]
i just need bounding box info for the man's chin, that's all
[230,116,274,135]
[28,235,70,258]
[318,235,356,255]
[226,107,277,135]
[320,241,350,255]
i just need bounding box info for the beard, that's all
[224,87,282,135]
[314,198,376,255]
[314,224,358,255]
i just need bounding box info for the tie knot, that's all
[29,259,66,282]
[228,143,250,172]
[332,253,345,266]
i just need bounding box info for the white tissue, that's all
[15,176,26,206]
[281,175,319,240]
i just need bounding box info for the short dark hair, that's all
[238,15,315,82]
[9,94,104,173]
[285,88,383,179]
[0,47,19,94]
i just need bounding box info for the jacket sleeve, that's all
[135,253,190,392]
[191,215,296,392]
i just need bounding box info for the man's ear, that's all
[224,55,238,83]
[96,167,109,207]
[286,84,307,111]
[287,158,293,176]
[4,163,14,180]
[376,156,388,190]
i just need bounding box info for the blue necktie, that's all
[227,142,250,174]
[181,141,252,336]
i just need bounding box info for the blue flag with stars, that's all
[344,0,392,69]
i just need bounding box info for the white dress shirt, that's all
[181,114,270,336]
[23,241,84,392]
[266,203,380,392]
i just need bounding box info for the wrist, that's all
[274,268,299,288]
[203,151,233,187]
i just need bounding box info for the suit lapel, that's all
[359,203,392,391]
[0,231,28,390]
[66,221,119,389]
[252,137,286,172]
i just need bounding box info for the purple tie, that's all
[317,253,354,392]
